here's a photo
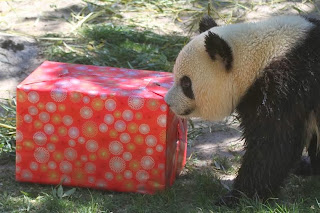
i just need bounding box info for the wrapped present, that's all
[15,61,187,194]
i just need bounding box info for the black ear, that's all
[205,31,233,71]
[199,15,218,33]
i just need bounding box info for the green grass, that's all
[45,24,188,71]
[0,98,16,153]
[1,0,320,212]
[1,162,320,212]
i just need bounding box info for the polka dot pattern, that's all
[109,141,123,155]
[34,147,50,163]
[128,96,144,110]
[33,132,47,146]
[51,88,67,102]
[109,157,125,173]
[16,61,187,194]
[60,161,72,173]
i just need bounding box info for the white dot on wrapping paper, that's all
[47,143,55,152]
[83,96,90,104]
[33,132,47,146]
[157,115,167,127]
[63,115,73,126]
[21,170,33,180]
[146,148,153,155]
[24,114,32,123]
[80,106,93,119]
[68,127,79,139]
[30,162,38,171]
[128,96,144,110]
[46,102,57,113]
[156,145,164,152]
[141,156,155,170]
[115,120,126,132]
[64,147,77,161]
[16,130,23,142]
[86,140,99,152]
[136,170,149,182]
[99,123,108,133]
[158,163,165,170]
[85,162,96,174]
[51,88,67,102]
[122,152,132,161]
[109,157,125,173]
[160,104,167,112]
[16,166,21,173]
[28,106,38,115]
[96,180,107,188]
[68,140,76,147]
[60,161,72,173]
[81,155,88,162]
[44,124,55,135]
[104,114,114,125]
[88,176,95,184]
[120,133,130,143]
[124,170,132,179]
[39,112,50,123]
[105,99,116,111]
[78,137,85,144]
[34,147,50,163]
[122,110,133,121]
[105,172,113,180]
[16,153,21,163]
[145,135,157,147]
[139,124,150,134]
[109,141,123,155]
[48,161,57,169]
[28,91,39,103]
[100,93,107,99]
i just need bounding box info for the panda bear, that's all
[165,15,320,204]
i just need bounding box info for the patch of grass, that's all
[2,160,320,212]
[0,98,16,153]
[0,165,228,213]
[46,24,188,71]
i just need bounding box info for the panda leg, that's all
[308,134,320,175]
[230,132,304,202]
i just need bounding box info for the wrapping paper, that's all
[15,61,187,194]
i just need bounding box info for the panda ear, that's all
[199,15,218,33]
[205,31,233,71]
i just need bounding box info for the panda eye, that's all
[180,76,194,99]
[180,76,191,88]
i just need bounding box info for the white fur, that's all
[165,15,313,121]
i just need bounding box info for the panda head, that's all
[165,15,313,121]
[165,16,235,121]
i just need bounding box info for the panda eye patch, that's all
[180,76,195,99]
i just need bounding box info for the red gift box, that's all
[15,61,187,194]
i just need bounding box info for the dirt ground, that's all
[1,0,319,186]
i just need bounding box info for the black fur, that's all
[199,15,218,33]
[204,31,233,71]
[229,17,320,201]
[180,75,194,99]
